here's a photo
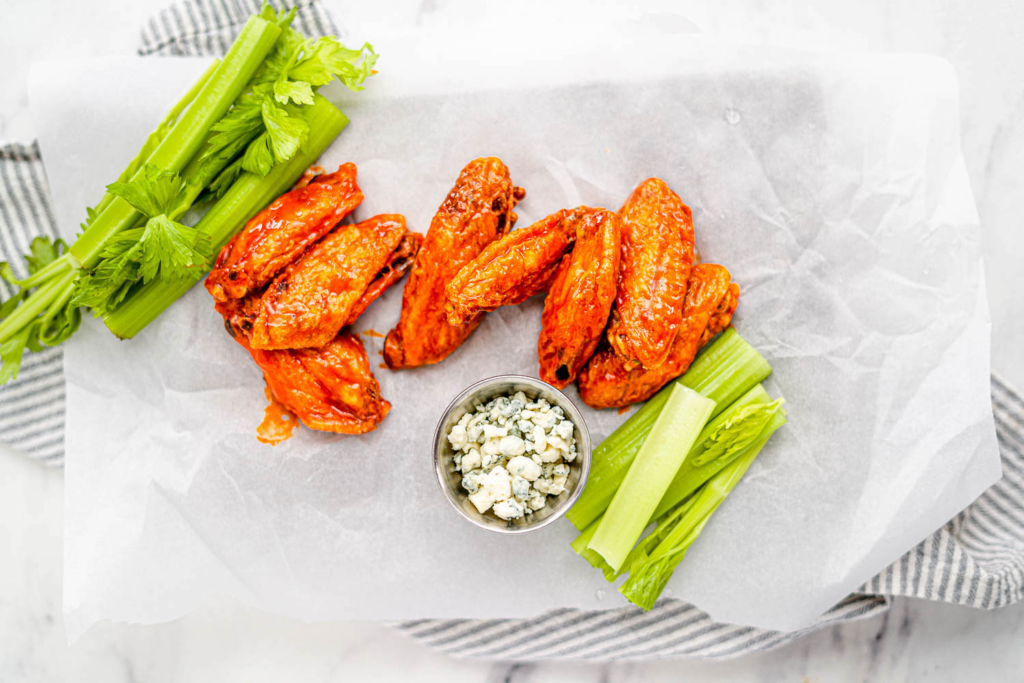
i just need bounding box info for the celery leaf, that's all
[137,215,211,283]
[273,78,315,105]
[107,164,190,219]
[262,99,308,161]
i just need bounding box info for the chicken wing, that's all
[383,157,524,369]
[444,209,578,326]
[538,209,621,388]
[236,331,390,435]
[234,215,408,350]
[205,163,363,302]
[343,231,423,327]
[605,178,695,369]
[577,263,739,409]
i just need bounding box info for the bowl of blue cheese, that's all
[433,375,592,533]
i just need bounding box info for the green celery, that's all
[103,95,348,339]
[586,384,715,573]
[569,522,612,575]
[618,408,787,610]
[1,64,219,294]
[565,328,771,531]
[0,15,280,352]
[70,15,281,270]
[652,388,784,520]
[571,384,778,559]
[92,58,223,226]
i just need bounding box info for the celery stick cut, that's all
[618,408,786,610]
[566,328,771,531]
[571,385,784,569]
[570,523,613,574]
[565,396,669,530]
[586,384,715,573]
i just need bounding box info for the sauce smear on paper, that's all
[257,387,298,445]
[362,329,384,338]
[618,405,632,415]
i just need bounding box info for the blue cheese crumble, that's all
[449,391,577,520]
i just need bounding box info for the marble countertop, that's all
[3,0,1024,680]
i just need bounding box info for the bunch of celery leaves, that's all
[0,3,377,384]
[568,328,787,610]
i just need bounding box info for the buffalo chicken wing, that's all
[578,263,739,409]
[230,215,409,350]
[384,157,524,369]
[605,178,695,369]
[235,331,390,435]
[206,163,363,303]
[538,209,620,388]
[444,209,579,326]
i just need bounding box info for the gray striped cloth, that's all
[1,0,1022,661]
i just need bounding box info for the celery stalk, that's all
[103,95,348,339]
[586,384,715,573]
[618,408,786,610]
[565,328,771,530]
[69,15,282,269]
[570,522,612,574]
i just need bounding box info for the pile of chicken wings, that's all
[205,157,739,440]
[440,163,740,410]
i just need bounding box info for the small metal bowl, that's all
[432,375,592,534]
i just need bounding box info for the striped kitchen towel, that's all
[1,0,1022,661]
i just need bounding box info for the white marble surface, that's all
[3,0,1024,680]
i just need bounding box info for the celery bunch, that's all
[0,3,375,383]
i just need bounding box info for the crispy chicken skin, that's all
[205,163,363,303]
[383,157,524,369]
[232,215,409,350]
[606,178,695,369]
[444,209,578,326]
[233,331,390,435]
[538,209,621,389]
[577,263,739,409]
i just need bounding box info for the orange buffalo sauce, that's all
[257,387,298,445]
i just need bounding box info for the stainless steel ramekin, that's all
[432,375,592,534]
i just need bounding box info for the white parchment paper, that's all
[31,28,1001,640]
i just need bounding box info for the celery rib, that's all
[586,384,715,573]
